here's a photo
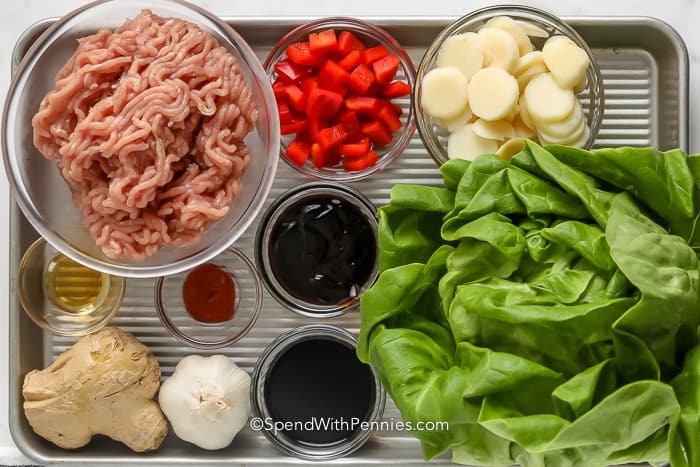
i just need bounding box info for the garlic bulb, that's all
[158,355,250,450]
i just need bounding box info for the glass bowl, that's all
[18,237,126,336]
[264,17,416,182]
[155,247,262,349]
[255,182,379,318]
[414,5,605,165]
[250,324,386,460]
[2,0,279,278]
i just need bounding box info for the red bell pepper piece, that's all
[285,84,307,112]
[348,64,376,95]
[286,42,326,66]
[325,146,341,167]
[318,60,350,93]
[338,110,362,141]
[372,54,401,85]
[281,119,307,135]
[361,120,393,147]
[345,95,382,116]
[286,139,310,166]
[338,50,362,71]
[317,124,348,150]
[309,29,337,54]
[362,45,389,65]
[274,59,312,83]
[308,112,328,140]
[378,105,402,132]
[343,150,378,171]
[273,79,288,100]
[305,88,344,119]
[278,101,294,124]
[339,137,371,157]
[311,142,326,169]
[337,31,366,55]
[300,77,318,96]
[381,80,411,97]
[390,102,404,116]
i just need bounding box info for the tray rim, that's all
[7,14,691,465]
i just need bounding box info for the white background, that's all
[1,0,699,464]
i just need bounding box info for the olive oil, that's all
[42,254,111,315]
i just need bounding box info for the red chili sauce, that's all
[182,264,235,323]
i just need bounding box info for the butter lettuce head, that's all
[358,141,700,467]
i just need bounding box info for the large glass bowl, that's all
[264,17,416,182]
[2,0,279,278]
[414,5,605,165]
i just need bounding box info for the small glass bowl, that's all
[414,5,605,165]
[18,237,125,336]
[155,247,262,349]
[250,324,386,460]
[255,182,379,317]
[264,17,416,181]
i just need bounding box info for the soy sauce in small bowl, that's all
[256,183,378,317]
[250,325,385,460]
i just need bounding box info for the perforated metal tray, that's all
[8,15,689,465]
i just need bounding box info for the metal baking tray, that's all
[8,15,689,465]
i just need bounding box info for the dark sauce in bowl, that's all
[267,194,376,306]
[264,338,375,445]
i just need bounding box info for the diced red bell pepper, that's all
[390,102,404,116]
[317,124,348,150]
[339,137,371,157]
[309,29,337,54]
[311,143,326,169]
[278,101,294,124]
[362,45,389,65]
[286,139,310,166]
[285,84,307,112]
[381,80,411,97]
[273,79,288,100]
[308,112,328,140]
[345,95,382,116]
[274,59,313,83]
[300,77,318,96]
[372,54,401,85]
[318,60,350,93]
[339,50,362,71]
[325,146,341,167]
[338,110,362,141]
[343,150,378,171]
[362,120,393,147]
[365,84,380,97]
[281,119,307,135]
[305,88,344,119]
[286,42,326,66]
[337,31,366,55]
[348,64,376,95]
[378,105,402,132]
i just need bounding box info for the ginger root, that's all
[22,327,168,452]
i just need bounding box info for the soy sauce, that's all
[268,195,376,306]
[264,338,375,445]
